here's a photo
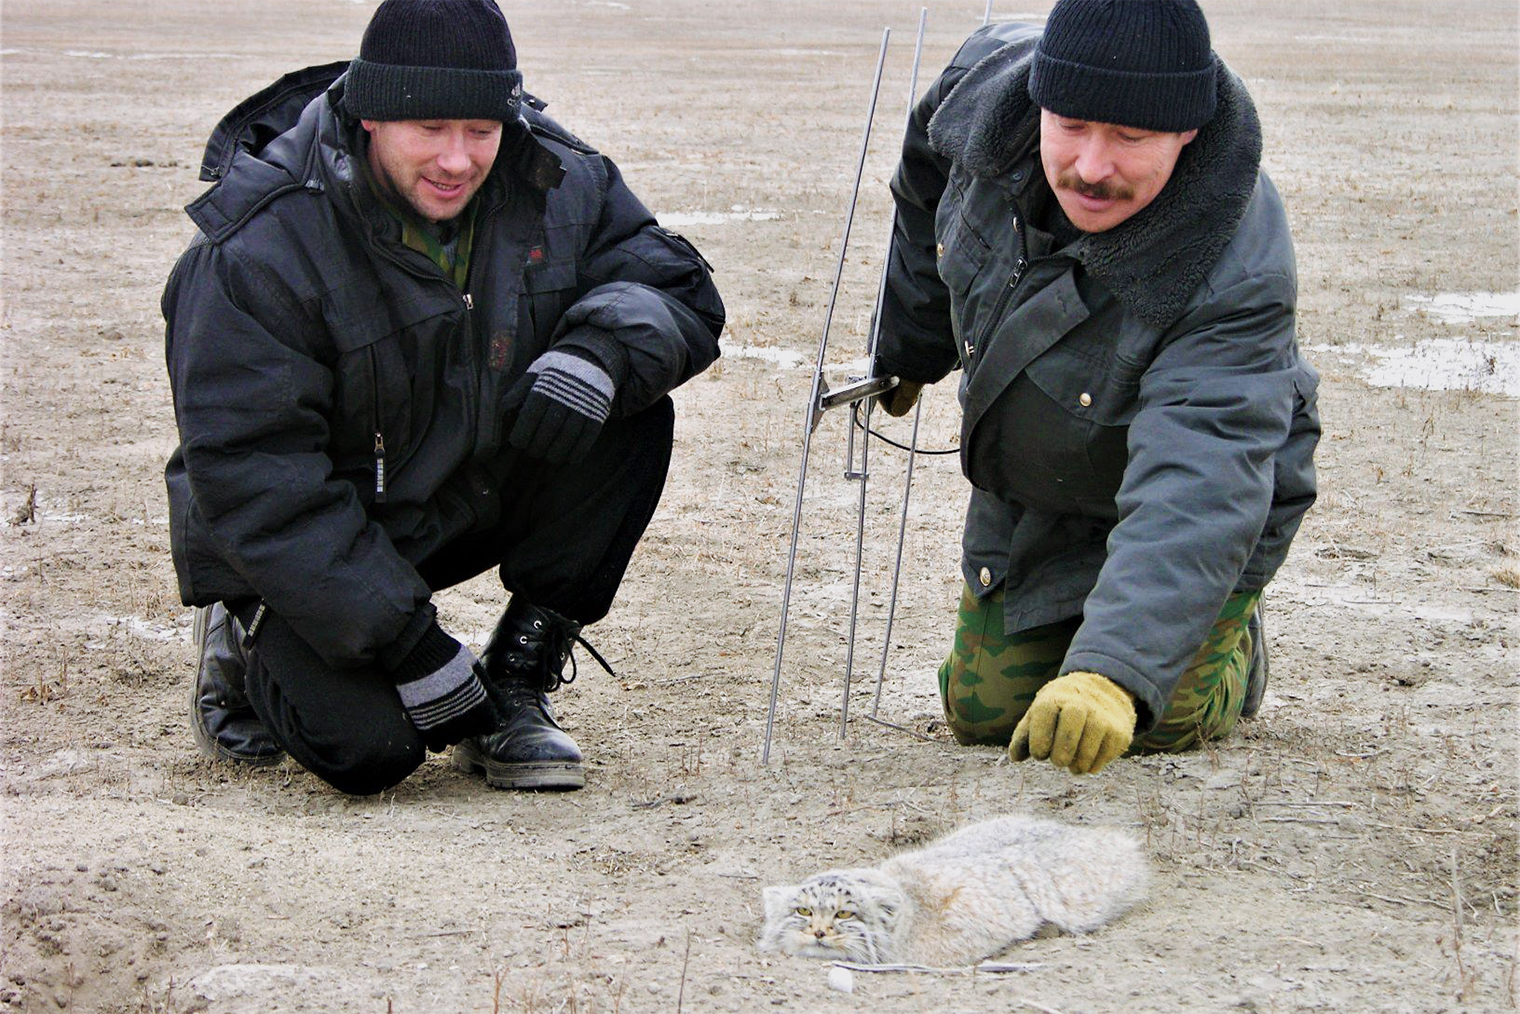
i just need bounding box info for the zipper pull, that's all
[463,292,474,310]
[373,431,388,503]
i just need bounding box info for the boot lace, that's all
[505,618,618,694]
[539,625,616,692]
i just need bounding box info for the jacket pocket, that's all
[1024,340,1142,429]
[520,258,579,362]
[1014,342,1142,508]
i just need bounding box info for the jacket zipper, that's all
[968,205,1028,360]
[358,189,498,507]
[972,254,1028,360]
[369,345,387,504]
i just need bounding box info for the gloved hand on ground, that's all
[1008,670,1136,774]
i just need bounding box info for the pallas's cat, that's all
[758,815,1147,966]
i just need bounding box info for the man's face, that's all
[1038,109,1198,233]
[361,118,503,223]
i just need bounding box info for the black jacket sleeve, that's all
[163,236,435,669]
[552,154,724,415]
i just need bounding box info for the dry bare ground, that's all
[2,1,1517,1011]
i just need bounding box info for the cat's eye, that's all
[795,907,812,917]
[835,909,855,920]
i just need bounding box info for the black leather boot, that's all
[452,597,603,790]
[189,603,284,766]
[1240,601,1269,719]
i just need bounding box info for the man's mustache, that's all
[1056,171,1134,202]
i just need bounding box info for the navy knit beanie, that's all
[1028,0,1217,132]
[344,0,522,122]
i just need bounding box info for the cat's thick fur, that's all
[757,815,1148,966]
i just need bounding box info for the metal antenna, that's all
[983,0,994,26]
[869,396,925,718]
[763,28,892,765]
[867,10,931,722]
[840,7,929,738]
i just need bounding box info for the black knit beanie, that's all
[1028,0,1217,132]
[343,0,522,122]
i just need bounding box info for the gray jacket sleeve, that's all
[877,25,1037,383]
[1062,269,1300,731]
[875,64,961,384]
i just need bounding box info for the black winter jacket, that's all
[163,64,724,669]
[876,25,1319,730]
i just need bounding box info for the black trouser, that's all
[231,399,674,795]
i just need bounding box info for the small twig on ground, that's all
[1451,844,1472,999]
[1454,509,1513,519]
[631,793,699,809]
[1259,816,1345,825]
[831,961,1045,975]
[1020,1001,1070,1014]
[861,714,941,743]
[1451,843,1465,937]
[1372,822,1477,836]
[716,872,760,880]
[1350,888,1447,910]
[677,930,693,1014]
[1251,800,1356,808]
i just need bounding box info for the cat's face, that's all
[758,870,904,963]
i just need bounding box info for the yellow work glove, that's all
[877,380,923,417]
[1008,671,1137,775]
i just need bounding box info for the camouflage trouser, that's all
[938,584,1261,753]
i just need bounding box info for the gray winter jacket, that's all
[876,25,1319,730]
[163,64,723,670]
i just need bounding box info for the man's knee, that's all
[938,585,1068,747]
[1135,593,1257,753]
[939,652,1023,745]
[303,726,425,796]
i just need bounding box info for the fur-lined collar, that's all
[927,42,1263,330]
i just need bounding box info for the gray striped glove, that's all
[505,339,627,464]
[390,623,497,753]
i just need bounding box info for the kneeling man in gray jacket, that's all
[874,0,1319,774]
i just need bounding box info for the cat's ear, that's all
[762,885,795,922]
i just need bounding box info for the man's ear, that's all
[360,119,378,134]
[1179,127,1199,146]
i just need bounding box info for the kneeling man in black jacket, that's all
[163,0,724,794]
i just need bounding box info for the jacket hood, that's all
[927,40,1263,330]
[188,63,566,242]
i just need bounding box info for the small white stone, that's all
[828,966,854,993]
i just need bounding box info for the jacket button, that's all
[978,567,992,587]
[1079,392,1093,407]
[936,242,945,258]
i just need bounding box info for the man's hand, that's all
[877,379,923,417]
[1009,670,1136,774]
[505,347,619,464]
[391,624,497,753]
